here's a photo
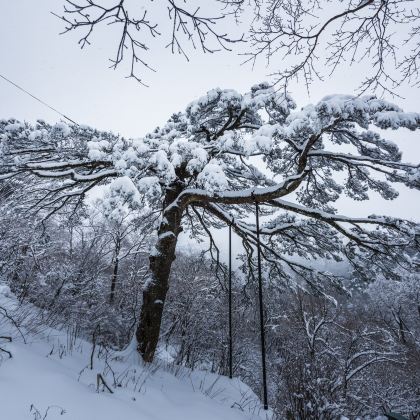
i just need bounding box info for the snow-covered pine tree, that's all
[1,83,419,361]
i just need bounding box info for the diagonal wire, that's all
[0,72,78,125]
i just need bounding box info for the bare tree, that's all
[245,0,420,93]
[54,1,420,92]
[53,0,245,85]
[269,292,411,418]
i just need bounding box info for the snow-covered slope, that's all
[0,285,270,420]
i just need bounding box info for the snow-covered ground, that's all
[0,285,270,420]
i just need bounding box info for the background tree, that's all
[91,187,157,304]
[1,85,419,362]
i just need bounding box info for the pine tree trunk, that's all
[136,185,183,362]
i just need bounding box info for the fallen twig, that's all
[0,335,12,358]
[0,305,27,343]
[96,373,113,394]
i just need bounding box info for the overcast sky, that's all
[1,0,419,235]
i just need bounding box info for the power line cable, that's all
[0,73,78,125]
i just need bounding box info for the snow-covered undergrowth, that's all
[0,284,270,420]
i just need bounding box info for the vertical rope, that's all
[255,200,268,410]
[228,222,233,379]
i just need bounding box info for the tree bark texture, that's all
[136,184,183,362]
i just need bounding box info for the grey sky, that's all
[1,0,419,235]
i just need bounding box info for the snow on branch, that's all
[1,85,419,292]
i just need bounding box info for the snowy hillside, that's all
[0,285,270,420]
